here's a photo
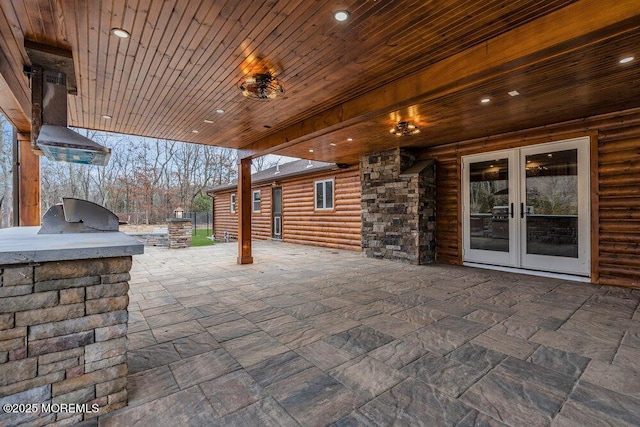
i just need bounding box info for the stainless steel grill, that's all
[38,198,120,234]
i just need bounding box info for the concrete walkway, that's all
[99,241,640,426]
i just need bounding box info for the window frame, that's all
[230,193,236,213]
[252,190,261,212]
[314,178,335,211]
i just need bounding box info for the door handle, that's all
[510,203,514,219]
[520,203,525,218]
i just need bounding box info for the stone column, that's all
[360,148,436,264]
[167,218,192,249]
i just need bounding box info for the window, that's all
[252,190,261,212]
[315,179,334,210]
[230,194,236,213]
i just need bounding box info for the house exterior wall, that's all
[417,107,640,288]
[212,166,361,251]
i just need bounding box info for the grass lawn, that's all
[191,229,215,246]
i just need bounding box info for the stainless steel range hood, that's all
[27,41,111,166]
[35,70,111,166]
[37,124,111,165]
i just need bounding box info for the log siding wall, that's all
[212,166,361,251]
[417,107,640,288]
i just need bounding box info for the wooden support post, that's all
[237,157,253,264]
[17,132,41,226]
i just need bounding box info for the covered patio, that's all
[1,2,639,425]
[99,241,640,426]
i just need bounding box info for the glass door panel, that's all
[469,158,510,252]
[524,149,578,258]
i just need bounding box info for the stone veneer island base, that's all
[0,227,143,426]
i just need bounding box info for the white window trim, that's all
[252,190,261,212]
[315,179,334,210]
[230,193,236,213]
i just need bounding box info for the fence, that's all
[183,211,213,236]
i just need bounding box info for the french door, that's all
[462,137,590,276]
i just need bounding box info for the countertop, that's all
[0,226,144,265]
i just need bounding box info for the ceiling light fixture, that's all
[347,138,353,142]
[308,149,314,153]
[508,90,520,97]
[191,130,199,134]
[334,10,350,22]
[389,121,420,137]
[102,115,112,119]
[110,28,130,38]
[620,56,634,64]
[216,109,225,113]
[481,97,491,104]
[330,143,337,147]
[203,119,214,124]
[238,72,284,100]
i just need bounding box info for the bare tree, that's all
[31,126,244,224]
[0,115,13,227]
[252,155,280,173]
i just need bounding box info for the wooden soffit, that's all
[0,0,638,163]
[241,0,640,161]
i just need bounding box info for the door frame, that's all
[462,149,519,268]
[271,187,282,239]
[518,138,590,275]
[461,136,591,277]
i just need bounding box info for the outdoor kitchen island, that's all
[0,227,143,425]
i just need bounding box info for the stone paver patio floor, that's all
[99,241,640,426]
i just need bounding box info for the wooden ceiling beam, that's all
[0,47,31,132]
[239,0,640,159]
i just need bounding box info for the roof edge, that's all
[207,163,343,194]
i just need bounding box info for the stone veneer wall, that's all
[0,257,131,425]
[361,148,436,264]
[168,219,192,249]
[128,232,169,247]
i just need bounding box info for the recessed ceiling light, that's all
[481,97,491,104]
[309,149,314,153]
[110,28,130,38]
[330,143,337,147]
[508,90,520,97]
[203,119,214,124]
[102,115,112,119]
[347,138,353,142]
[216,109,225,113]
[191,130,199,134]
[547,153,553,157]
[334,10,350,22]
[620,56,634,64]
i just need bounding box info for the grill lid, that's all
[39,198,119,234]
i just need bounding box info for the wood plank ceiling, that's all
[0,0,639,164]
